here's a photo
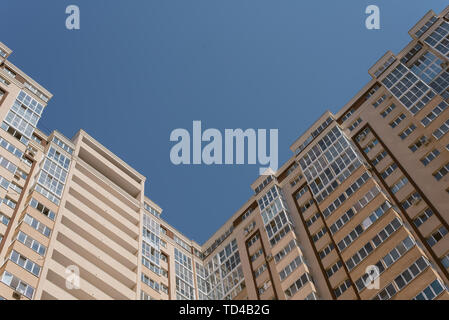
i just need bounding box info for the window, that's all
[279,256,304,281]
[141,273,160,292]
[284,273,313,298]
[312,227,327,243]
[421,101,448,126]
[16,168,27,180]
[337,224,364,252]
[295,185,308,200]
[346,217,402,272]
[402,192,422,210]
[250,248,263,262]
[0,155,17,174]
[394,258,428,290]
[355,236,415,292]
[3,197,16,209]
[10,250,41,276]
[410,51,443,84]
[254,263,267,278]
[330,208,356,235]
[47,147,71,170]
[247,233,260,248]
[414,279,445,300]
[52,136,74,155]
[143,202,160,219]
[0,136,23,159]
[269,224,292,247]
[380,104,396,118]
[381,162,398,179]
[424,21,449,57]
[142,256,160,275]
[409,136,429,152]
[341,107,355,122]
[306,212,320,227]
[415,15,438,38]
[363,139,378,154]
[433,162,449,181]
[255,175,273,195]
[371,150,388,166]
[0,175,10,190]
[161,283,169,295]
[373,94,387,108]
[294,117,334,155]
[399,124,417,140]
[326,260,343,278]
[413,208,434,228]
[330,188,383,235]
[4,91,44,141]
[29,198,56,220]
[265,211,291,240]
[382,63,435,115]
[322,172,372,218]
[10,182,22,194]
[274,240,300,263]
[390,177,408,194]
[419,149,440,166]
[22,214,51,237]
[319,243,334,259]
[0,212,10,226]
[174,235,191,252]
[334,279,352,298]
[338,204,396,253]
[1,271,35,299]
[16,231,46,256]
[299,199,314,213]
[432,119,449,140]
[261,198,285,225]
[373,257,429,300]
[441,253,449,269]
[426,226,448,247]
[348,118,362,131]
[374,57,396,78]
[390,113,406,128]
[140,291,155,300]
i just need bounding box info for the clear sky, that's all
[1,0,447,243]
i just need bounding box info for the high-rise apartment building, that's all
[0,6,449,301]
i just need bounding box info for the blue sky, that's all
[1,0,447,243]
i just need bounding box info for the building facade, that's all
[0,7,449,301]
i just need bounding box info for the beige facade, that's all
[0,6,449,301]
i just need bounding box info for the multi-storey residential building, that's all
[0,6,449,301]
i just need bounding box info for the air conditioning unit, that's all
[358,133,367,142]
[441,62,449,69]
[12,291,21,300]
[13,173,20,180]
[266,254,273,262]
[411,197,422,206]
[26,151,35,158]
[423,137,432,146]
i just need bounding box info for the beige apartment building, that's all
[0,6,449,301]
